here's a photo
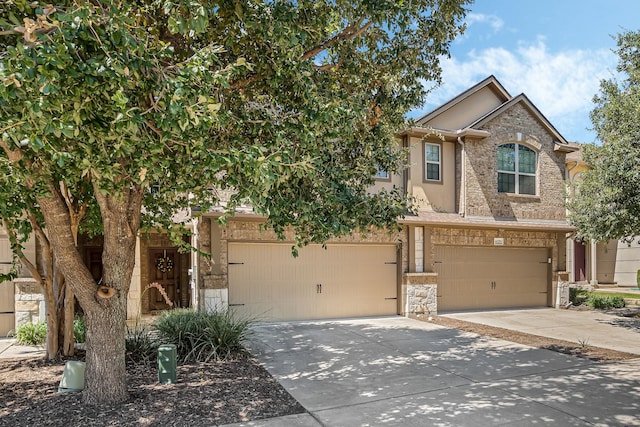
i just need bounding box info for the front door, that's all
[149,249,179,310]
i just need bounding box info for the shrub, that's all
[586,294,626,309]
[153,309,253,363]
[569,288,589,305]
[569,288,578,305]
[74,316,86,344]
[14,321,47,346]
[586,294,608,309]
[126,323,158,365]
[608,295,626,308]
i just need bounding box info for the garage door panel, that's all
[229,243,397,321]
[435,246,549,312]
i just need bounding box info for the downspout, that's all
[565,160,579,283]
[402,135,410,199]
[456,137,466,216]
[191,216,200,310]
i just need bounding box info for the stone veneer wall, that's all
[463,103,567,220]
[555,272,571,308]
[402,273,437,315]
[14,278,44,326]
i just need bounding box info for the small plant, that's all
[569,288,589,305]
[73,316,86,344]
[578,337,590,348]
[153,309,253,363]
[607,295,626,308]
[14,321,47,346]
[569,288,578,305]
[586,294,626,309]
[126,323,158,365]
[586,294,608,309]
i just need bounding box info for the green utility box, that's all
[158,344,177,384]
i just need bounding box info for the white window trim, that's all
[424,142,441,182]
[498,143,537,195]
[374,166,390,181]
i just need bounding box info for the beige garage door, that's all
[0,237,15,336]
[435,246,549,312]
[228,243,398,321]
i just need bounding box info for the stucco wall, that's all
[408,136,457,212]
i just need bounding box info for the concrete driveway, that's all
[443,308,640,355]
[233,316,640,426]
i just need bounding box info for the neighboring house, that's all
[0,222,196,336]
[1,75,580,334]
[195,75,578,320]
[0,229,42,336]
[565,147,640,289]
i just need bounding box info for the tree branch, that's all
[231,20,373,89]
[37,181,99,311]
[313,60,343,72]
[301,20,373,61]
[0,137,24,163]
[144,120,163,138]
[229,74,260,90]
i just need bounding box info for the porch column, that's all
[590,240,598,286]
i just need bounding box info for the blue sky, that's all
[410,0,640,143]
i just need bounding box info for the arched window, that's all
[497,143,537,195]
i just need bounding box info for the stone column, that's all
[402,272,438,316]
[555,271,570,308]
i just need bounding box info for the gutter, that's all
[400,127,491,140]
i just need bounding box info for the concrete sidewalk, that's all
[225,316,640,426]
[0,337,46,359]
[442,307,640,355]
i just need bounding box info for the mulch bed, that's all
[3,309,639,426]
[0,354,305,426]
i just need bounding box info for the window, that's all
[424,143,441,182]
[374,166,389,180]
[497,143,537,195]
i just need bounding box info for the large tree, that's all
[568,30,640,241]
[0,161,88,359]
[0,0,470,404]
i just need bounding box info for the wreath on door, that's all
[156,254,174,273]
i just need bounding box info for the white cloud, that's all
[465,13,504,33]
[413,38,617,142]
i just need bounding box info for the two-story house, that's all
[1,75,579,334]
[196,75,578,320]
[566,145,640,289]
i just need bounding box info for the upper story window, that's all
[374,166,389,180]
[497,143,537,195]
[424,142,441,182]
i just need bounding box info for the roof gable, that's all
[469,93,570,146]
[416,75,511,130]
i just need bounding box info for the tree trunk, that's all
[83,295,128,405]
[36,181,143,405]
[43,283,59,360]
[80,186,141,404]
[63,286,75,356]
